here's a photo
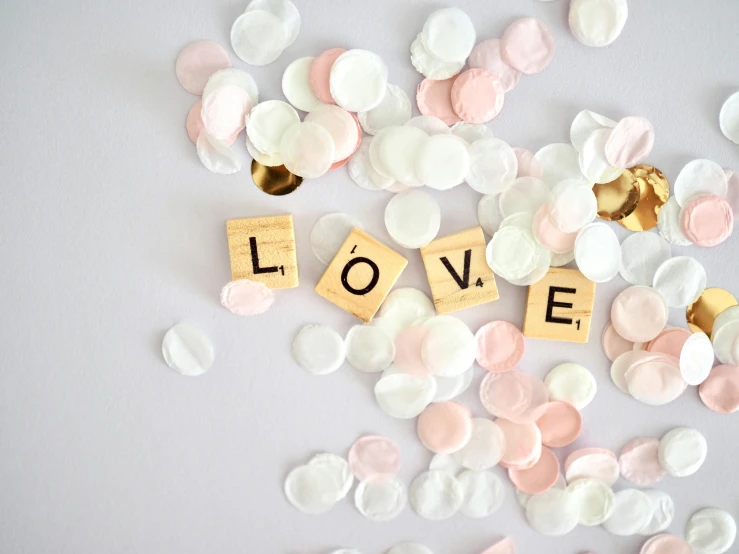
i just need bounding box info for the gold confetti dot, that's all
[593,170,640,221]
[617,165,670,232]
[686,288,738,338]
[251,160,303,196]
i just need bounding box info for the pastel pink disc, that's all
[533,203,578,254]
[309,48,346,105]
[512,147,543,178]
[619,437,665,486]
[500,440,542,470]
[508,446,560,495]
[680,193,734,247]
[698,364,739,414]
[175,40,231,95]
[535,401,582,448]
[186,101,205,144]
[475,321,524,373]
[329,113,362,170]
[348,435,401,484]
[640,534,693,554]
[394,326,432,377]
[416,401,473,454]
[480,370,549,423]
[624,354,686,406]
[496,418,542,467]
[480,537,515,554]
[604,116,655,168]
[416,77,461,125]
[647,328,691,358]
[468,38,521,92]
[450,68,505,124]
[602,322,635,362]
[565,447,617,471]
[500,17,555,75]
[200,84,252,140]
[220,279,274,315]
[611,286,668,343]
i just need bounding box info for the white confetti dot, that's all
[280,121,335,178]
[544,362,597,410]
[354,478,407,521]
[548,179,598,233]
[292,324,346,375]
[304,104,360,162]
[385,189,441,249]
[247,100,300,155]
[525,488,580,536]
[196,133,241,175]
[657,197,694,246]
[202,68,259,108]
[619,232,672,286]
[432,366,474,402]
[566,478,615,526]
[579,128,623,184]
[499,176,550,219]
[230,10,286,67]
[674,159,728,207]
[410,33,465,81]
[719,91,739,145]
[458,470,505,518]
[658,427,707,477]
[652,256,707,308]
[535,143,584,187]
[486,225,539,281]
[409,470,464,520]
[453,418,506,470]
[466,138,518,194]
[245,0,300,47]
[712,306,739,364]
[570,110,616,152]
[406,115,451,136]
[421,318,475,377]
[451,121,494,144]
[162,323,214,376]
[602,489,654,536]
[638,489,674,535]
[374,373,436,419]
[310,213,364,265]
[308,453,354,501]
[282,57,324,112]
[284,464,342,514]
[568,0,629,48]
[377,125,429,186]
[680,332,715,385]
[565,451,619,485]
[575,222,621,282]
[477,194,504,236]
[330,49,388,112]
[358,84,412,135]
[348,139,395,191]
[416,134,470,190]
[686,508,736,554]
[345,324,395,373]
[422,8,476,63]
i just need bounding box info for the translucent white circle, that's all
[638,489,675,535]
[246,134,283,167]
[720,91,739,145]
[568,0,629,48]
[345,324,395,373]
[230,10,286,67]
[478,194,504,236]
[686,508,737,554]
[466,138,519,194]
[551,249,576,267]
[406,115,451,136]
[378,288,436,331]
[304,104,360,162]
[421,319,476,377]
[330,49,389,112]
[386,543,433,554]
[374,373,437,419]
[244,0,300,47]
[658,197,694,246]
[566,478,615,526]
[525,488,580,536]
[202,68,259,107]
[486,226,539,281]
[548,179,597,232]
[506,246,552,286]
[292,324,346,375]
[162,323,214,376]
[410,33,465,81]
[409,470,464,521]
[200,85,251,141]
[575,222,621,282]
[451,122,495,144]
[652,256,707,308]
[308,453,354,501]
[544,362,597,409]
[354,479,407,521]
[432,366,474,403]
[712,306,739,364]
[535,143,585,187]
[422,8,476,62]
[674,159,729,207]
[246,100,300,155]
[579,128,623,184]
[284,464,341,514]
[658,427,707,477]
[196,133,241,175]
[453,418,506,470]
[378,125,429,186]
[499,177,550,218]
[348,139,395,191]
[282,57,324,112]
[280,121,335,178]
[570,110,616,152]
[565,452,620,485]
[516,473,567,509]
[385,189,441,249]
[625,356,687,406]
[680,332,715,385]
[358,84,412,135]
[416,134,469,190]
[429,453,465,476]
[619,232,672,286]
[602,489,654,536]
[457,470,505,518]
[310,213,364,265]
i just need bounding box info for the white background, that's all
[2,0,739,553]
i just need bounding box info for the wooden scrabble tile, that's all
[226,214,298,289]
[315,228,408,322]
[420,226,499,315]
[523,267,596,343]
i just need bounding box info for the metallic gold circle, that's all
[617,164,670,232]
[686,288,739,338]
[251,160,303,196]
[593,170,641,221]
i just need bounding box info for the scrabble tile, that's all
[226,214,298,289]
[420,226,499,314]
[523,267,596,343]
[315,228,408,322]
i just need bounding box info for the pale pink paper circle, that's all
[416,401,473,454]
[201,84,252,140]
[496,418,542,467]
[535,401,582,448]
[698,364,739,414]
[508,446,560,495]
[611,286,668,343]
[625,353,686,406]
[647,328,691,358]
[565,447,616,471]
[220,279,274,315]
[187,101,206,144]
[619,437,666,486]
[512,147,543,178]
[480,537,515,554]
[533,203,578,254]
[480,370,549,423]
[475,320,524,373]
[500,17,555,75]
[500,443,542,471]
[639,534,694,554]
[176,40,231,95]
[680,193,734,247]
[602,322,635,362]
[468,38,522,92]
[450,69,505,124]
[416,77,461,125]
[329,113,362,170]
[394,326,432,377]
[605,116,655,168]
[348,435,401,484]
[724,169,739,219]
[309,48,346,105]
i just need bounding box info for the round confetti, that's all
[416,77,461,126]
[593,171,640,221]
[421,318,475,377]
[309,48,346,104]
[544,363,597,410]
[305,104,360,162]
[345,325,395,374]
[409,470,464,520]
[250,160,302,194]
[358,84,412,135]
[282,57,324,112]
[162,323,214,376]
[466,138,518,194]
[203,68,259,107]
[549,180,598,233]
[468,38,521,92]
[475,320,524,373]
[575,222,621,283]
[410,33,465,81]
[625,353,686,406]
[535,143,583,186]
[679,331,714,385]
[499,177,549,219]
[640,535,693,554]
[512,147,543,178]
[571,110,616,152]
[292,324,345,375]
[647,327,691,358]
[230,10,286,66]
[699,364,739,413]
[407,115,451,136]
[458,470,505,518]
[525,488,580,536]
[516,473,566,509]
[186,101,207,144]
[453,418,506,470]
[285,464,342,514]
[245,0,300,47]
[565,451,619,487]
[486,226,539,282]
[533,203,578,253]
[220,279,274,315]
[605,116,654,168]
[480,370,549,423]
[639,490,675,535]
[477,194,504,236]
[394,326,431,377]
[603,489,654,536]
[681,193,734,247]
[280,121,335,178]
[618,165,670,232]
[450,69,504,124]
[687,288,739,337]
[247,100,299,154]
[417,401,472,454]
[348,139,395,191]
[348,435,401,485]
[310,213,363,265]
[354,478,406,521]
[602,322,635,362]
[374,373,436,419]
[330,49,388,112]
[619,232,672,286]
[653,256,706,308]
[377,125,429,186]
[536,401,582,448]
[720,91,739,144]
[378,288,436,330]
[674,159,728,207]
[387,543,433,554]
[509,446,560,495]
[433,366,474,402]
[566,478,615,526]
[658,197,693,246]
[552,249,575,267]
[479,537,515,554]
[176,40,231,95]
[416,134,470,190]
[308,452,354,501]
[725,169,739,216]
[658,427,707,477]
[196,132,241,174]
[429,452,464,476]
[580,128,623,184]
[247,135,283,167]
[201,84,252,140]
[619,437,665,486]
[422,8,476,62]
[501,17,555,75]
[385,189,440,249]
[686,508,737,554]
[496,418,542,467]
[569,0,629,48]
[611,285,668,342]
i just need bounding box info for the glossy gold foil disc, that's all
[251,160,303,196]
[686,288,738,338]
[593,170,640,221]
[617,165,670,231]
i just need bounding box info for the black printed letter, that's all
[546,286,576,325]
[250,237,278,274]
[440,249,471,290]
[341,257,380,296]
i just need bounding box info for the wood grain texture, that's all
[420,226,499,315]
[523,267,595,343]
[315,227,407,322]
[226,214,298,289]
